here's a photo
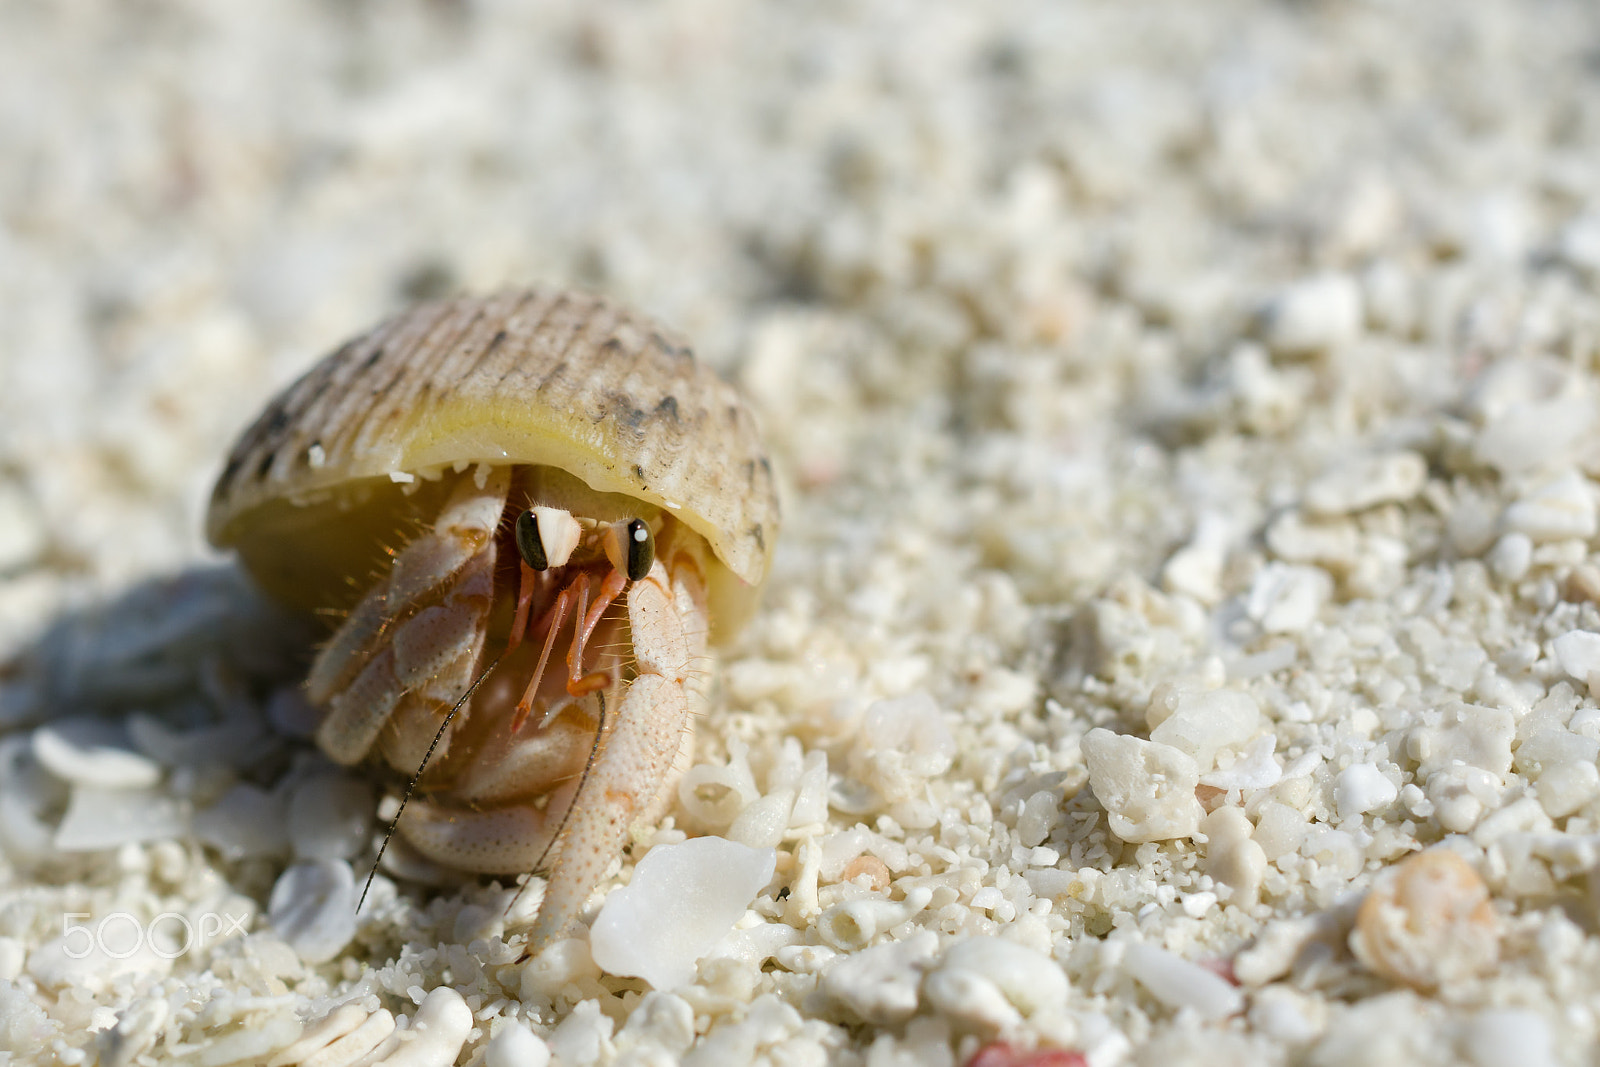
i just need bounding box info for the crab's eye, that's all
[625,518,654,581]
[514,509,548,570]
[604,518,655,581]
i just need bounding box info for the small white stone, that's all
[27,925,172,993]
[818,930,938,1025]
[1502,471,1597,542]
[1122,942,1242,1020]
[590,837,776,990]
[1016,790,1061,848]
[546,999,613,1067]
[193,783,289,859]
[1552,630,1600,686]
[1411,702,1515,778]
[933,936,1067,1017]
[268,859,358,964]
[1262,274,1363,356]
[1424,766,1502,834]
[1233,916,1319,986]
[288,776,373,861]
[268,1006,393,1067]
[1535,759,1600,819]
[55,786,189,851]
[1486,533,1533,582]
[1082,729,1203,843]
[264,1003,371,1067]
[33,720,162,789]
[1334,764,1398,818]
[728,789,794,850]
[1199,734,1282,792]
[1149,688,1263,771]
[817,887,932,951]
[376,987,473,1067]
[1245,563,1331,634]
[1460,1009,1557,1067]
[1304,451,1426,516]
[1248,986,1323,1044]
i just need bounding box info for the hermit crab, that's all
[207,289,779,951]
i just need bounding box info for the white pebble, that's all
[288,776,373,860]
[1149,688,1263,771]
[923,936,1068,1031]
[268,859,358,964]
[55,786,188,851]
[1082,729,1202,843]
[1411,702,1515,778]
[1486,533,1532,582]
[1304,451,1426,516]
[1460,1009,1556,1067]
[1535,759,1600,819]
[1502,471,1597,542]
[1122,942,1242,1020]
[547,999,613,1067]
[1262,274,1363,356]
[1016,790,1061,848]
[265,1003,369,1067]
[819,929,938,1025]
[33,720,162,789]
[1246,563,1331,634]
[268,1005,393,1067]
[484,1022,550,1067]
[193,784,289,860]
[1552,630,1600,688]
[1334,764,1397,818]
[817,887,932,951]
[373,988,472,1067]
[590,836,776,990]
[818,826,909,880]
[1199,735,1283,792]
[728,789,794,849]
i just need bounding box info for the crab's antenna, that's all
[356,650,506,915]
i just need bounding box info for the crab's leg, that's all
[311,469,510,765]
[522,547,708,954]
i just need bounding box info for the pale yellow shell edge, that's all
[207,289,779,622]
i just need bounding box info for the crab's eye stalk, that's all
[626,519,654,581]
[604,518,655,581]
[514,509,548,570]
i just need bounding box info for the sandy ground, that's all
[5,0,1600,1064]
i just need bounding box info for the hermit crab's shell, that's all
[207,289,779,639]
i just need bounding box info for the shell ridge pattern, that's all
[308,305,445,484]
[347,301,491,472]
[210,288,779,586]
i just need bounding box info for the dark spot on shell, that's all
[649,331,694,361]
[255,449,276,480]
[633,463,646,480]
[653,395,680,423]
[485,329,509,354]
[537,362,568,391]
[220,452,243,485]
[600,337,625,357]
[359,345,386,373]
[750,524,766,552]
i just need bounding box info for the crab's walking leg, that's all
[522,549,708,954]
[310,468,510,764]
